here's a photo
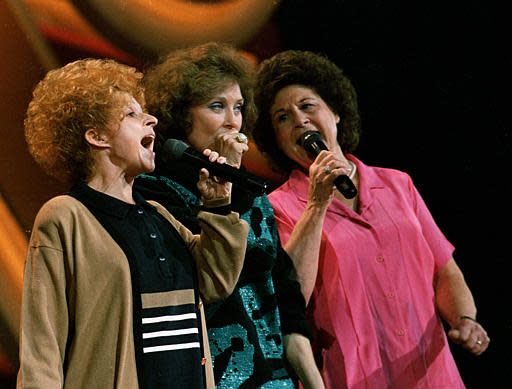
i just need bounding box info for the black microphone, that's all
[162,138,268,195]
[299,131,357,199]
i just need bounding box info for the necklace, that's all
[348,160,357,180]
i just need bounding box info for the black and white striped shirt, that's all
[70,182,206,389]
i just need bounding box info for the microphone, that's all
[299,131,357,199]
[161,138,268,195]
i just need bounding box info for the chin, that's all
[136,163,155,176]
[145,164,156,173]
[144,154,156,172]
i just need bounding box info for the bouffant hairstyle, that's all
[252,50,362,174]
[143,42,257,151]
[25,58,144,185]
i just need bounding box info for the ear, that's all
[85,129,110,148]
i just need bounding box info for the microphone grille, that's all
[162,138,188,162]
[300,131,326,149]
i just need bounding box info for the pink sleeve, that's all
[408,176,455,272]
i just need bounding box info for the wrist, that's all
[459,315,478,323]
[305,200,329,214]
[201,194,231,208]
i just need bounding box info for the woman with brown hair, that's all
[135,43,324,388]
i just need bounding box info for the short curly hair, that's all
[25,58,144,185]
[143,42,257,151]
[252,50,362,174]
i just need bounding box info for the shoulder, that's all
[30,195,92,247]
[34,195,87,225]
[268,184,294,204]
[268,171,308,208]
[358,158,413,189]
[358,160,422,206]
[371,165,411,184]
[246,192,273,213]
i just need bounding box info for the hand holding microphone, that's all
[209,131,249,168]
[299,131,357,199]
[161,138,268,195]
[195,148,233,200]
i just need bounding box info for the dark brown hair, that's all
[143,42,257,151]
[252,50,362,174]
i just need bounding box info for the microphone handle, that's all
[181,152,268,195]
[334,175,357,199]
[300,132,357,199]
[307,142,357,199]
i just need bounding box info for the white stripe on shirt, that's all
[143,342,201,354]
[143,328,199,339]
[142,313,197,324]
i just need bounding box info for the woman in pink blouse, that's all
[251,50,489,389]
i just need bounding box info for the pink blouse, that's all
[269,156,465,389]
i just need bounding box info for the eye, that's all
[300,103,315,111]
[208,102,224,111]
[126,111,136,118]
[234,103,243,113]
[277,113,288,122]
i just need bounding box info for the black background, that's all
[1,1,509,388]
[272,1,510,387]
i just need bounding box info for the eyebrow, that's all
[271,97,314,120]
[271,108,285,120]
[124,104,140,111]
[206,96,244,105]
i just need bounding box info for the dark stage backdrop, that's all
[273,1,510,388]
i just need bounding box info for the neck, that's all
[87,171,135,204]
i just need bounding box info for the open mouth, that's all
[141,134,155,150]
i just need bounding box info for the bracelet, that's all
[459,315,478,323]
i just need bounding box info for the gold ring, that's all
[476,340,482,345]
[236,133,248,144]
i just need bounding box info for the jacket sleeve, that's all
[17,202,69,388]
[151,201,249,303]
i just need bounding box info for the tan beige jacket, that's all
[17,195,248,388]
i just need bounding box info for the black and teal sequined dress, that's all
[135,159,312,388]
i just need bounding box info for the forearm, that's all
[194,211,249,301]
[151,199,249,301]
[435,258,476,327]
[283,333,325,389]
[19,245,68,388]
[283,203,328,304]
[273,248,314,339]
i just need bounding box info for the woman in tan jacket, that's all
[16,58,248,389]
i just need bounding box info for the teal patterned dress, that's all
[135,159,311,388]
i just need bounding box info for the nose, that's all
[224,109,242,130]
[293,110,309,127]
[144,113,158,127]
